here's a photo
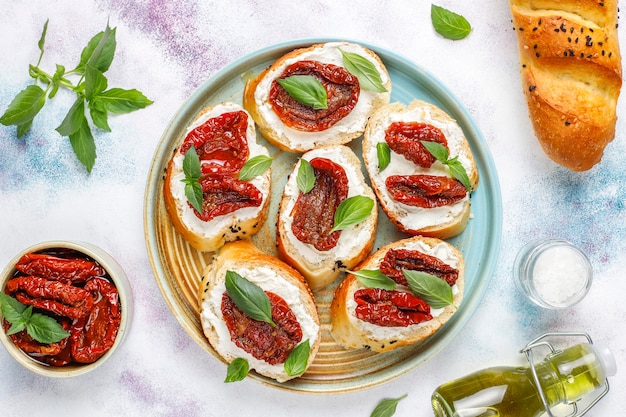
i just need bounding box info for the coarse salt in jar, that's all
[514,238,593,309]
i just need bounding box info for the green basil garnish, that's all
[349,269,397,290]
[238,154,272,181]
[181,146,204,213]
[225,358,249,383]
[276,75,327,109]
[370,394,408,417]
[284,339,310,377]
[225,270,276,326]
[377,142,391,172]
[340,49,388,93]
[296,158,316,194]
[402,269,454,309]
[420,140,472,191]
[331,195,375,233]
[0,293,69,344]
[431,5,472,40]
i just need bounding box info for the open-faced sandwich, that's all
[363,99,478,239]
[276,145,378,291]
[199,240,321,382]
[243,41,391,153]
[163,102,272,252]
[330,236,464,352]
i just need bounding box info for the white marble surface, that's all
[1,1,625,415]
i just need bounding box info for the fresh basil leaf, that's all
[56,98,86,136]
[331,195,375,233]
[420,140,472,191]
[84,65,108,100]
[431,5,472,41]
[0,85,46,127]
[377,142,391,172]
[340,49,388,93]
[349,269,397,290]
[370,394,408,417]
[181,147,203,213]
[94,88,154,114]
[48,64,66,99]
[239,155,272,181]
[284,339,310,377]
[26,313,70,344]
[68,115,97,173]
[37,19,49,55]
[89,106,111,132]
[76,24,116,74]
[276,75,327,110]
[296,158,315,194]
[403,269,454,309]
[225,358,249,383]
[0,292,27,323]
[6,321,27,337]
[420,140,449,161]
[17,121,33,138]
[225,270,276,326]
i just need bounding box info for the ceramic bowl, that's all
[0,241,133,377]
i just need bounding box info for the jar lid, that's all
[514,238,593,309]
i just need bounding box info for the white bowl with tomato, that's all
[0,240,133,377]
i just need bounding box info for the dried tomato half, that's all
[221,291,303,365]
[385,121,448,168]
[15,252,106,285]
[354,288,432,327]
[385,174,467,208]
[193,175,263,222]
[380,248,459,286]
[269,60,360,132]
[5,276,93,320]
[290,157,348,251]
[70,277,121,364]
[180,110,250,176]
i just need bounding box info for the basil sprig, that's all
[181,146,204,213]
[331,195,375,233]
[431,5,472,40]
[340,49,388,93]
[403,270,454,309]
[349,269,397,290]
[225,270,276,327]
[284,339,311,377]
[420,140,472,191]
[296,158,316,194]
[0,20,153,172]
[377,142,391,172]
[0,293,69,344]
[371,394,408,417]
[238,154,272,181]
[276,75,328,110]
[225,358,249,383]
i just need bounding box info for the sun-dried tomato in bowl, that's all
[0,241,133,377]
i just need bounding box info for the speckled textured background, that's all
[1,1,625,415]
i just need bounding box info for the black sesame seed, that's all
[536,52,541,57]
[609,52,613,57]
[529,85,537,92]
[565,121,571,126]
[534,44,538,49]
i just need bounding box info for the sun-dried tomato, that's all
[269,60,360,132]
[380,248,459,286]
[354,288,432,327]
[15,252,106,285]
[3,317,71,359]
[385,121,448,168]
[385,174,467,208]
[221,291,302,365]
[180,110,250,176]
[70,277,121,364]
[5,276,93,320]
[291,157,348,251]
[193,175,263,222]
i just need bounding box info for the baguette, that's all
[276,145,378,291]
[330,236,464,353]
[510,0,622,171]
[199,240,321,383]
[243,41,391,153]
[163,103,271,252]
[363,100,478,239]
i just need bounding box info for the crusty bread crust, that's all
[510,0,622,171]
[243,41,391,153]
[163,103,271,252]
[330,236,464,353]
[276,145,378,291]
[363,100,478,239]
[199,240,320,382]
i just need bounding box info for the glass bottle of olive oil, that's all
[431,342,615,417]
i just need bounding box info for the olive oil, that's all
[431,343,614,417]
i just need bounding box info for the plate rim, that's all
[143,37,503,393]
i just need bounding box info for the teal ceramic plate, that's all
[144,38,503,393]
